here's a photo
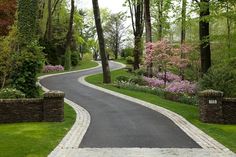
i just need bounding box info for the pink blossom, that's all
[157,72,181,82]
[165,81,197,94]
[43,65,64,73]
[143,77,165,88]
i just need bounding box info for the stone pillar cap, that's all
[44,91,65,98]
[199,89,223,97]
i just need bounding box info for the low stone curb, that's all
[60,148,235,157]
[78,61,235,155]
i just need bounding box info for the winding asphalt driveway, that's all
[40,61,200,148]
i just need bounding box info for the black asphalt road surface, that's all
[40,61,200,148]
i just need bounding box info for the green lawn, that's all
[0,103,76,157]
[86,68,236,153]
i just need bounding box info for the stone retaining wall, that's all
[199,90,236,124]
[0,91,64,123]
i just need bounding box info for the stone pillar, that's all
[222,98,236,124]
[199,90,224,123]
[43,91,65,122]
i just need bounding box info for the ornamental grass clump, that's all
[43,65,64,73]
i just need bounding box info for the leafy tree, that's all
[151,0,172,40]
[104,12,127,59]
[12,0,44,98]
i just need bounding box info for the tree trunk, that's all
[1,73,6,89]
[133,0,144,70]
[180,0,187,80]
[199,0,211,74]
[65,0,74,49]
[226,0,231,58]
[133,35,142,70]
[144,0,152,42]
[181,0,186,45]
[115,40,119,59]
[47,0,52,41]
[144,0,153,77]
[158,0,163,40]
[92,0,111,83]
[64,0,74,70]
[115,25,119,59]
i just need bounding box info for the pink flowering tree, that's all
[170,44,193,80]
[145,40,195,81]
[145,40,172,86]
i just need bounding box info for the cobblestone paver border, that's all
[63,148,235,157]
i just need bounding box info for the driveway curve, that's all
[40,61,200,148]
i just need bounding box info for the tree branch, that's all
[52,0,62,15]
[128,0,136,34]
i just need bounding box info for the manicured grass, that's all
[0,103,76,157]
[37,59,98,77]
[71,59,98,71]
[86,69,236,153]
[115,58,128,65]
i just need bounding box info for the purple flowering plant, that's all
[143,71,197,95]
[43,65,64,73]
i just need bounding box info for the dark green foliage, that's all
[199,60,236,97]
[17,0,38,45]
[12,43,44,98]
[71,52,79,66]
[12,59,41,98]
[121,47,133,58]
[64,49,71,70]
[126,56,134,65]
[39,40,63,65]
[0,88,25,99]
[115,75,129,82]
[129,76,147,86]
[178,94,197,105]
[134,68,147,76]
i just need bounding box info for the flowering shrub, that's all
[143,71,197,95]
[0,88,25,99]
[115,81,197,105]
[165,81,197,95]
[157,72,181,82]
[43,65,64,73]
[143,77,165,88]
